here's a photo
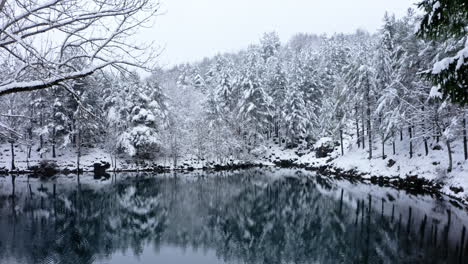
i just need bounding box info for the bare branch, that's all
[0,113,33,119]
[0,61,115,96]
[0,0,161,97]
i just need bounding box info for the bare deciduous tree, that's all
[0,0,160,97]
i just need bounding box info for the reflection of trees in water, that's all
[210,179,367,264]
[0,179,169,264]
[0,171,466,264]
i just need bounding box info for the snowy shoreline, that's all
[2,160,466,207]
[1,141,467,207]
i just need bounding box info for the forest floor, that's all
[0,134,467,204]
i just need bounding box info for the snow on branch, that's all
[0,61,113,96]
[0,0,160,97]
[0,121,22,140]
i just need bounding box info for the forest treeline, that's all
[0,1,467,171]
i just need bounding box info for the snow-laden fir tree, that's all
[417,0,468,105]
[237,47,273,147]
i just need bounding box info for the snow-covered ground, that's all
[0,144,112,172]
[260,134,468,204]
[0,144,209,172]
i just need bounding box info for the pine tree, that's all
[264,54,287,140]
[283,84,310,145]
[374,14,400,159]
[237,47,273,145]
[104,74,167,160]
[417,0,468,105]
[260,32,281,62]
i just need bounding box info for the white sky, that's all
[139,0,419,67]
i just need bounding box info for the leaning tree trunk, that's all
[424,137,429,156]
[355,106,361,148]
[356,117,361,148]
[446,140,453,173]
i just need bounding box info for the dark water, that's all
[0,169,467,264]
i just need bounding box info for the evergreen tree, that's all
[237,47,273,145]
[283,84,310,145]
[417,0,468,105]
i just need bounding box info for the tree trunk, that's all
[409,126,413,159]
[382,137,385,159]
[362,110,366,150]
[26,147,31,169]
[446,140,453,173]
[356,116,361,148]
[40,112,44,158]
[368,123,372,159]
[340,129,344,155]
[27,145,32,159]
[421,106,428,156]
[275,121,279,138]
[10,142,15,170]
[366,80,372,160]
[400,129,403,141]
[173,135,178,168]
[463,117,467,160]
[424,138,429,156]
[52,127,56,158]
[27,116,33,160]
[392,132,396,155]
[76,126,81,182]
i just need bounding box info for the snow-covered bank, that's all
[0,143,265,173]
[1,136,467,205]
[260,136,468,205]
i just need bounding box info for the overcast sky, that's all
[140,0,419,67]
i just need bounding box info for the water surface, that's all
[0,169,467,264]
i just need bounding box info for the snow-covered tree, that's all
[283,84,310,145]
[417,0,468,105]
[237,47,273,146]
[105,74,167,160]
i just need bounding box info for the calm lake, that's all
[0,169,467,264]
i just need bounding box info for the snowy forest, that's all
[0,0,467,176]
[1,1,468,263]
